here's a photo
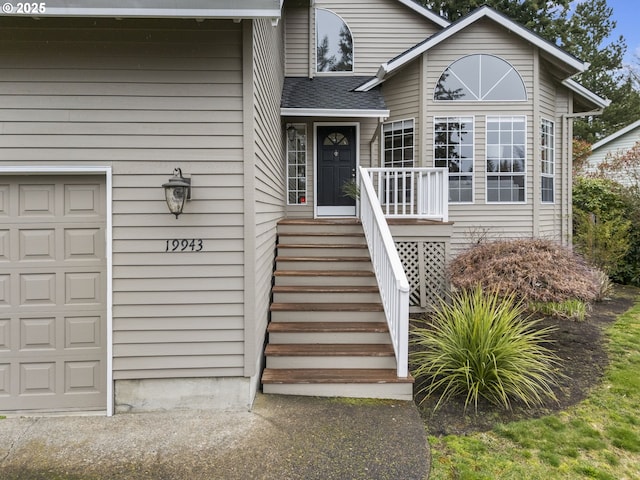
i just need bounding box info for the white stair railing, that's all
[358,166,410,378]
[365,167,448,221]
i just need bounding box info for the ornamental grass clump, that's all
[411,286,561,412]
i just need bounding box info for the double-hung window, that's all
[434,117,474,203]
[540,119,555,203]
[382,119,414,203]
[486,116,526,203]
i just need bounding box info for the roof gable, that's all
[592,119,640,151]
[357,5,587,92]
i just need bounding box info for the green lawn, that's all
[427,295,640,480]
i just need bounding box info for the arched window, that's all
[434,54,526,101]
[316,9,353,73]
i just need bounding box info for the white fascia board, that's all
[359,5,587,92]
[394,0,450,28]
[592,119,640,150]
[281,108,390,118]
[562,78,611,110]
[0,0,282,19]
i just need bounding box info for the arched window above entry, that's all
[316,9,353,73]
[434,54,526,101]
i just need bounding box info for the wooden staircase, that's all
[261,219,414,400]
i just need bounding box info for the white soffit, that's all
[0,0,282,18]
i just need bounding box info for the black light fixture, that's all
[162,168,191,219]
[286,124,297,142]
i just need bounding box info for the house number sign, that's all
[165,239,204,252]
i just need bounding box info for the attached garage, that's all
[0,174,108,413]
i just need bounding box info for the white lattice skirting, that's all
[396,241,447,310]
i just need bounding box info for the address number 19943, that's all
[165,239,204,252]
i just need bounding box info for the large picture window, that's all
[287,125,307,205]
[434,117,474,203]
[435,54,526,101]
[541,119,555,203]
[316,9,353,73]
[486,116,526,203]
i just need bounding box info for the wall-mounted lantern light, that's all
[286,124,297,142]
[162,168,191,219]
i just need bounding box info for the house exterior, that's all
[585,119,640,186]
[0,0,607,415]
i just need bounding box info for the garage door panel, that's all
[65,228,102,259]
[66,315,101,348]
[19,184,55,217]
[0,175,106,413]
[65,361,101,393]
[65,272,102,305]
[0,275,9,306]
[65,184,102,217]
[0,230,9,260]
[20,228,56,261]
[0,185,9,216]
[20,273,57,306]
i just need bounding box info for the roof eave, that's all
[562,78,611,110]
[281,108,390,118]
[592,118,640,150]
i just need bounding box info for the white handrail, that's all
[365,167,448,221]
[358,166,410,378]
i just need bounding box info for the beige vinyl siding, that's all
[0,17,247,380]
[246,18,287,376]
[284,6,311,76]
[537,70,566,243]
[424,19,536,254]
[381,59,422,165]
[307,0,441,75]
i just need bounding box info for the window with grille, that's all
[434,116,474,203]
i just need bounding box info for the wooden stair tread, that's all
[274,270,375,277]
[267,321,388,333]
[278,231,365,237]
[276,256,371,262]
[270,302,383,312]
[265,343,394,356]
[278,219,362,225]
[278,244,368,249]
[272,285,379,293]
[262,368,414,384]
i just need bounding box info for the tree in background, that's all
[417,0,640,142]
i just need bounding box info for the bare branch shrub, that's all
[448,238,600,304]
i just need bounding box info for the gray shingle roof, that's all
[281,76,387,111]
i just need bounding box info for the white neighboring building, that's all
[586,120,640,186]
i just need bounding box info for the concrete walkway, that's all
[0,394,430,480]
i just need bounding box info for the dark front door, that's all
[317,125,357,216]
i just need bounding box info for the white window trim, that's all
[315,8,355,75]
[485,115,527,204]
[0,165,114,416]
[540,117,555,204]
[433,115,475,204]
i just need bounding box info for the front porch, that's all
[261,168,452,399]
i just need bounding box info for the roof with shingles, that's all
[281,76,387,111]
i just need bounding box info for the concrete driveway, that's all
[0,394,430,480]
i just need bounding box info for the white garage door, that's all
[0,175,107,413]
